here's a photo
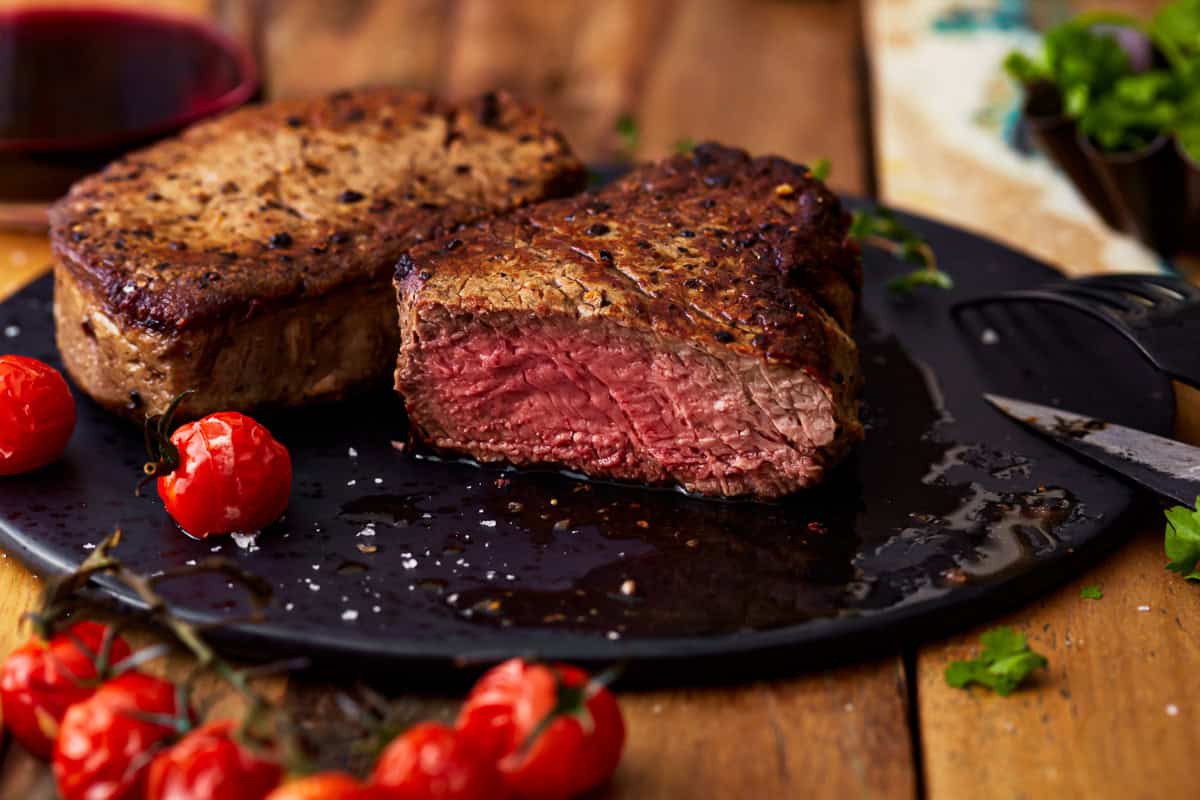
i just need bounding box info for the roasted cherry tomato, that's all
[0,621,131,758]
[0,354,75,475]
[156,411,292,537]
[147,719,282,800]
[264,773,388,800]
[54,671,186,800]
[456,659,624,800]
[371,721,509,800]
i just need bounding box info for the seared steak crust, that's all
[50,88,585,418]
[395,143,864,498]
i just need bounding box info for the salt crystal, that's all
[3,325,19,338]
[402,558,418,569]
[606,631,620,640]
[981,328,1000,345]
[342,609,358,621]
[480,520,497,528]
[347,479,357,487]
[348,447,358,458]
[1137,604,1151,612]
[373,477,383,484]
[230,531,259,551]
[1167,704,1180,716]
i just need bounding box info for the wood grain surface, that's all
[252,0,868,191]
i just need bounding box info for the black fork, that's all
[952,273,1200,389]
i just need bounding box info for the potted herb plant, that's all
[1005,0,1200,255]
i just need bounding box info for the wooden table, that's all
[1,1,1197,797]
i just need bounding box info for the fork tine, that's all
[1113,273,1200,297]
[952,288,1127,322]
[1073,274,1195,304]
[952,295,1135,411]
[1048,284,1146,314]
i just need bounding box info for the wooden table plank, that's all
[250,0,867,185]
[919,528,1200,799]
[0,235,50,302]
[635,0,867,192]
[867,1,1200,797]
[605,662,913,799]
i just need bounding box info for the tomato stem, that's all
[137,389,194,495]
[32,528,300,747]
[517,662,625,753]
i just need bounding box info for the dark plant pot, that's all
[1022,81,1123,228]
[1178,138,1200,254]
[1080,133,1188,256]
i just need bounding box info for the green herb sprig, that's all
[810,159,950,296]
[810,157,832,182]
[1005,0,1200,156]
[673,137,696,155]
[944,626,1048,695]
[615,114,639,161]
[849,208,952,295]
[1080,584,1103,599]
[1163,499,1200,581]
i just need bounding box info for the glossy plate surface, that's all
[0,205,1172,682]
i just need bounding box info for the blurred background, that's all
[0,0,1185,272]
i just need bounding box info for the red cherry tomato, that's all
[371,721,510,800]
[0,621,132,759]
[157,411,292,537]
[265,773,388,800]
[456,660,625,800]
[0,354,75,475]
[54,671,186,800]
[147,719,282,800]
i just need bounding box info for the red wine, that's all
[0,7,256,203]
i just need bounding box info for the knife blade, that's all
[983,393,1200,507]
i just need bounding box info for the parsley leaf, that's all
[944,626,1048,695]
[1180,122,1200,162]
[1080,585,1103,599]
[1078,69,1183,152]
[1005,21,1131,117]
[615,114,639,160]
[1152,0,1200,76]
[1164,500,1200,581]
[673,137,696,155]
[810,157,832,182]
[848,208,952,295]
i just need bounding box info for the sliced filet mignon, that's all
[50,88,586,420]
[395,143,863,499]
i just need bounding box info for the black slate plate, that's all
[0,206,1173,684]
